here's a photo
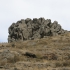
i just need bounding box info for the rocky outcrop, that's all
[8,18,66,42]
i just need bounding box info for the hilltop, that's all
[0,18,70,70]
[8,18,67,43]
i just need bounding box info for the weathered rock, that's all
[8,18,67,42]
[0,49,14,59]
[0,49,15,64]
[25,18,31,23]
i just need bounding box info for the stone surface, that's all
[8,18,66,42]
[0,49,14,60]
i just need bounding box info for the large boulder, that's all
[8,18,67,42]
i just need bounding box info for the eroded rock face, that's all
[8,18,66,42]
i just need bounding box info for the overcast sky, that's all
[0,0,70,42]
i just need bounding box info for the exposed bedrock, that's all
[8,18,66,42]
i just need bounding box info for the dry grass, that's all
[0,32,70,70]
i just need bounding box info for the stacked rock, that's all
[8,18,66,42]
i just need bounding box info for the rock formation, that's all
[8,18,66,42]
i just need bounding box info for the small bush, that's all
[24,52,37,58]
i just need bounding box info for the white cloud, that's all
[0,0,70,42]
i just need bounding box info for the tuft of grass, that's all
[62,61,70,67]
[55,62,63,67]
[7,55,25,63]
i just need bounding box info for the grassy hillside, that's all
[0,32,70,70]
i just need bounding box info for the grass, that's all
[0,32,70,69]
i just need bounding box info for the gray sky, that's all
[0,0,70,42]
